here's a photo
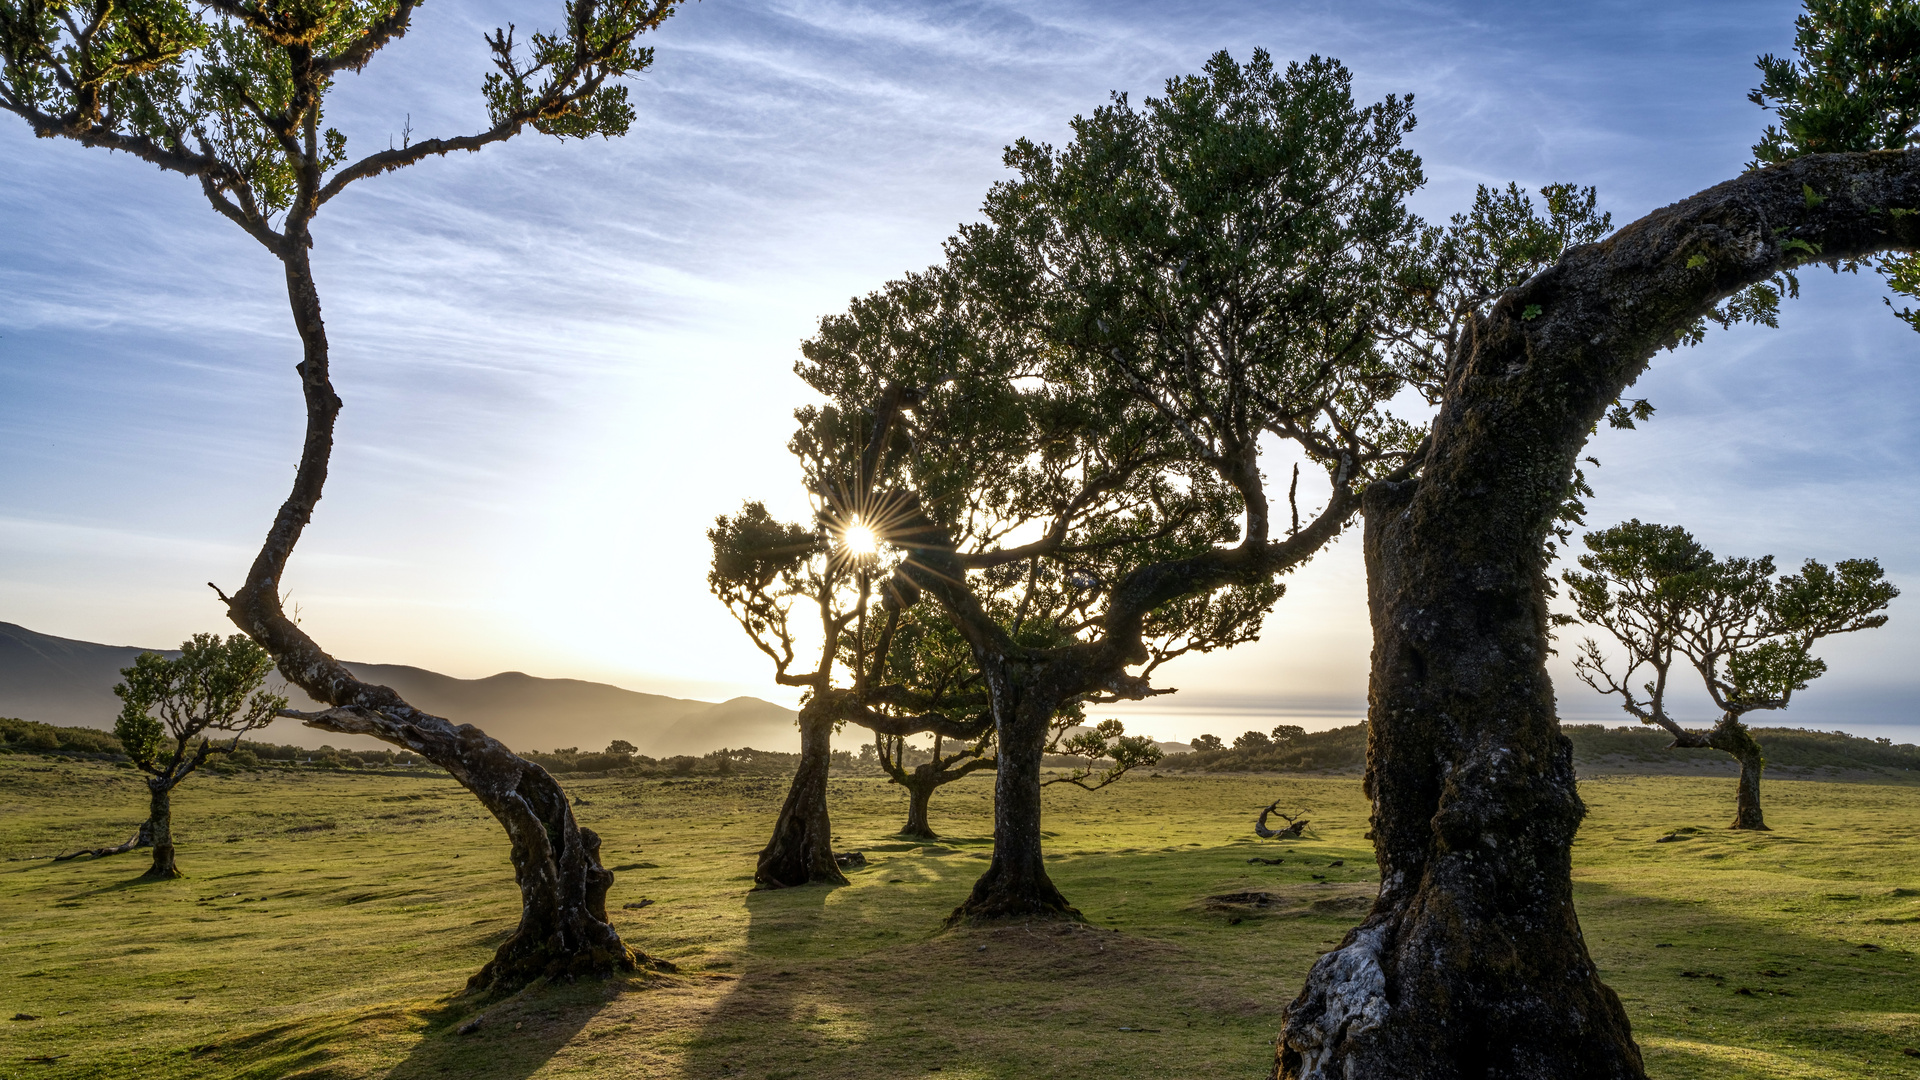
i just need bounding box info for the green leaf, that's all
[1890,207,1918,218]
[1780,236,1821,257]
[1686,253,1709,269]
[1802,183,1826,207]
[1521,304,1543,321]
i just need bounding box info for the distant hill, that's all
[0,622,799,757]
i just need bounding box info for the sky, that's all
[3,0,1916,745]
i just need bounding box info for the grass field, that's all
[1,757,1916,1079]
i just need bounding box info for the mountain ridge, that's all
[0,621,799,758]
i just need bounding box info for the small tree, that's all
[873,730,994,840]
[1568,520,1897,829]
[113,634,285,878]
[1044,718,1162,791]
[1190,734,1225,752]
[709,488,995,886]
[0,0,684,990]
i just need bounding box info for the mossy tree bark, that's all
[755,702,846,888]
[1278,151,1920,1079]
[143,781,178,879]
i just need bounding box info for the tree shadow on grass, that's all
[377,980,606,1080]
[679,871,947,1079]
[677,844,1337,1080]
[52,870,180,900]
[1571,875,1920,1077]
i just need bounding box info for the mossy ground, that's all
[0,757,1915,1079]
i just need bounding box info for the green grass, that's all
[1,758,1916,1079]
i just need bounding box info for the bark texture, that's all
[224,250,654,993]
[755,703,847,888]
[143,783,177,879]
[901,781,936,839]
[951,697,1075,922]
[1709,719,1769,831]
[1278,151,1920,1079]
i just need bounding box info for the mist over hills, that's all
[0,622,800,757]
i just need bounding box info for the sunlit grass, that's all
[0,759,1915,1078]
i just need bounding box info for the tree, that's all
[104,634,285,877]
[708,427,998,886]
[1567,520,1897,830]
[1278,4,1920,1074]
[800,51,1425,922]
[0,0,684,992]
[708,499,858,888]
[1234,730,1274,751]
[872,729,994,840]
[1190,733,1225,752]
[1044,718,1162,790]
[861,602,997,839]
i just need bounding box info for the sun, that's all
[842,518,880,557]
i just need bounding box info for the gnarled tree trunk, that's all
[223,246,658,994]
[143,781,178,879]
[901,775,936,839]
[755,702,846,888]
[950,696,1074,922]
[1279,151,1920,1078]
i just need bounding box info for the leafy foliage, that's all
[112,633,286,781]
[1042,718,1163,791]
[0,716,123,755]
[792,51,1442,739]
[1566,521,1897,728]
[0,0,681,249]
[1750,0,1920,328]
[1752,0,1920,162]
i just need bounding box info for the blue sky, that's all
[3,0,1915,743]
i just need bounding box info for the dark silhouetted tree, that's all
[0,0,685,991]
[801,51,1424,923]
[112,634,284,878]
[1568,520,1896,830]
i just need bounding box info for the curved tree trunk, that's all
[1279,478,1640,1079]
[143,781,179,879]
[222,247,657,993]
[1709,718,1768,831]
[755,703,846,888]
[1731,750,1767,830]
[951,698,1074,922]
[1278,151,1920,1078]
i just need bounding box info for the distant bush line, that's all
[1157,722,1919,775]
[1560,723,1920,772]
[8,715,1914,778]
